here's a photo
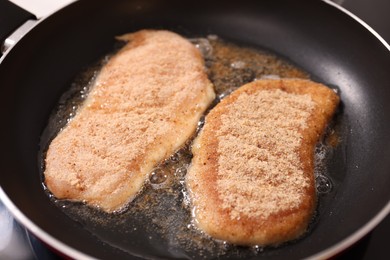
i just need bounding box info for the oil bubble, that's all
[189,38,213,59]
[252,245,264,253]
[169,153,180,163]
[230,61,246,69]
[316,175,333,194]
[175,166,187,177]
[207,34,218,41]
[260,74,280,80]
[150,168,168,184]
[218,90,233,101]
[196,115,205,132]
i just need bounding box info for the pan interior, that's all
[1,0,390,259]
[39,35,338,259]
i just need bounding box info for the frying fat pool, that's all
[42,30,340,254]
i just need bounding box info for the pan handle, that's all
[0,0,77,56]
[0,0,36,55]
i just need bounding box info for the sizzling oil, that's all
[41,35,339,259]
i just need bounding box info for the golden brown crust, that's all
[44,30,215,212]
[186,78,339,246]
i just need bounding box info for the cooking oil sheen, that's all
[41,35,340,259]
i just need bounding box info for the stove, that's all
[1,0,389,259]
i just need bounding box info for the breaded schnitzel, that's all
[186,78,339,245]
[44,30,215,212]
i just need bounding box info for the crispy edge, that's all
[186,78,340,245]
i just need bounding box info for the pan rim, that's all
[307,202,390,259]
[3,186,390,260]
[306,1,390,259]
[322,0,390,51]
[0,0,389,259]
[0,187,94,260]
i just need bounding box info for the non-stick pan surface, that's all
[1,0,390,259]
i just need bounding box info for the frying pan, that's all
[1,0,390,259]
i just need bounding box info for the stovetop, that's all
[1,0,389,259]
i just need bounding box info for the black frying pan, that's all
[1,0,390,259]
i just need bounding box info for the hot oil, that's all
[41,35,340,259]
